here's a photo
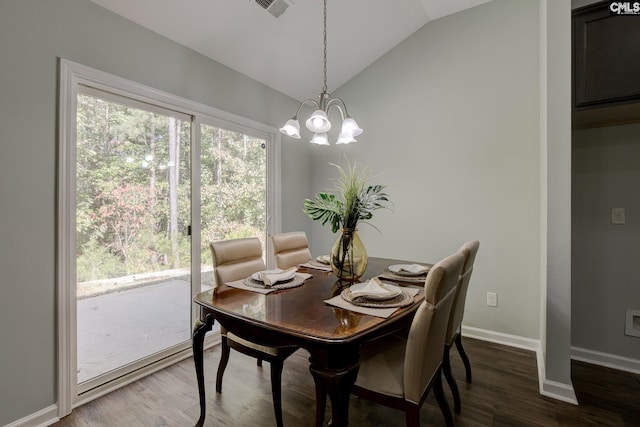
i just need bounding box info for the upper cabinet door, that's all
[573,1,640,109]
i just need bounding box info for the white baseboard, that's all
[540,378,578,404]
[461,325,540,351]
[4,405,59,427]
[462,325,578,405]
[571,346,640,374]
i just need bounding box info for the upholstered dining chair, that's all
[270,231,312,270]
[209,237,298,427]
[323,251,465,427]
[441,240,480,414]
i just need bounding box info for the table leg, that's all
[313,376,327,426]
[193,313,214,427]
[309,358,359,427]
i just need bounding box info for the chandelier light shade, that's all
[306,110,332,133]
[280,0,362,145]
[280,118,301,138]
[310,132,330,146]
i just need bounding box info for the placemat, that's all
[324,287,420,318]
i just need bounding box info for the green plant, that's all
[304,159,391,280]
[303,159,391,233]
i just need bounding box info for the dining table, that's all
[192,256,430,427]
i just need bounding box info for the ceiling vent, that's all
[254,0,291,18]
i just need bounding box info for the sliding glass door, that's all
[58,59,280,414]
[76,88,192,388]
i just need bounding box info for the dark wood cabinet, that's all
[573,1,640,109]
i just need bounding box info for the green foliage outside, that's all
[76,94,266,283]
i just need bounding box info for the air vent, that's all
[254,0,291,18]
[255,0,273,8]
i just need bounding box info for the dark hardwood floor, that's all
[53,337,640,426]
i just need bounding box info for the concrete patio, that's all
[77,271,214,383]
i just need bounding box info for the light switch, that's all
[611,208,626,225]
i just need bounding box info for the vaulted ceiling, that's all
[90,0,492,101]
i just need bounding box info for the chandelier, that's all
[279,0,362,145]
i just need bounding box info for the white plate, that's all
[387,264,429,277]
[350,282,402,300]
[316,255,330,265]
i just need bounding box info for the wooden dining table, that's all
[192,257,428,427]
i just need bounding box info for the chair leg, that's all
[405,403,420,427]
[216,335,231,393]
[433,369,454,427]
[442,345,461,413]
[270,359,285,427]
[455,333,472,383]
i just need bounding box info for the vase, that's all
[330,228,368,282]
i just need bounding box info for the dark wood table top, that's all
[193,257,428,345]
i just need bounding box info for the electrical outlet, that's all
[626,310,640,337]
[612,207,626,225]
[486,292,498,307]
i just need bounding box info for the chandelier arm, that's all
[325,98,347,120]
[294,99,321,117]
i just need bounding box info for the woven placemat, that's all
[340,288,414,308]
[243,273,306,290]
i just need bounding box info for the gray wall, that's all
[308,0,543,339]
[0,0,309,424]
[572,123,640,359]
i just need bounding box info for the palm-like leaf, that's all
[304,158,391,233]
[356,184,390,222]
[303,193,344,233]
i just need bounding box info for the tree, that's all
[76,93,265,283]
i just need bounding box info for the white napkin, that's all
[259,267,297,286]
[349,277,399,299]
[316,255,331,265]
[400,264,429,274]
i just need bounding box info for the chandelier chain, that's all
[279,0,362,144]
[322,0,328,94]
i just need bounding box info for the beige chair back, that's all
[210,237,266,291]
[270,231,312,269]
[403,251,465,404]
[445,240,480,345]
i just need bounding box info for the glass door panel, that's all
[199,124,267,290]
[76,91,192,385]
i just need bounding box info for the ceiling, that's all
[90,0,492,101]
